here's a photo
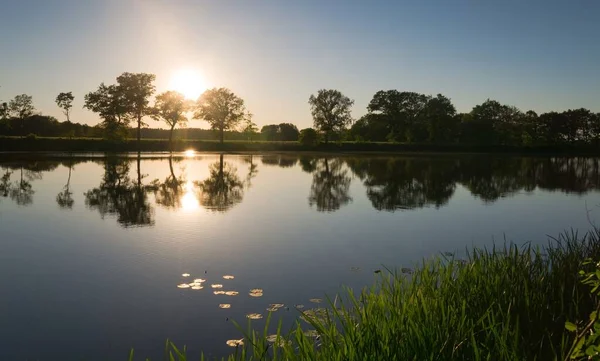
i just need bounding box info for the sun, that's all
[168,69,209,100]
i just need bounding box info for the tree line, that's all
[2,72,599,148]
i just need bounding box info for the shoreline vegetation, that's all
[132,228,600,361]
[2,136,600,155]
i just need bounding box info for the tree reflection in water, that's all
[308,158,352,212]
[195,154,244,212]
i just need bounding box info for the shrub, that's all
[299,128,319,146]
[25,133,37,140]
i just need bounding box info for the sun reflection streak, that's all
[180,180,199,211]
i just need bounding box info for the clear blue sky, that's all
[0,0,598,129]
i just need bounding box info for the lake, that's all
[1,152,599,360]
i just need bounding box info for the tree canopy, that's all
[193,88,249,144]
[309,89,354,143]
[55,92,74,122]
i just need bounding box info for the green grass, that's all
[129,228,600,361]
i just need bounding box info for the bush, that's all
[299,128,319,146]
[25,133,37,140]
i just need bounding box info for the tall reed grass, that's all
[130,228,600,361]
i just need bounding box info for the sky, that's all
[0,0,598,129]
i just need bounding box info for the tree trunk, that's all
[169,125,175,153]
[220,127,224,144]
[137,115,142,150]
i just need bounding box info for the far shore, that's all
[1,136,600,156]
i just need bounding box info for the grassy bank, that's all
[1,136,600,155]
[135,229,600,361]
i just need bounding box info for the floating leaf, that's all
[226,339,244,347]
[295,304,305,309]
[182,273,191,277]
[303,330,319,338]
[223,275,235,280]
[300,308,328,323]
[193,278,206,283]
[249,292,263,297]
[269,303,284,309]
[250,288,263,293]
[177,283,190,289]
[565,321,577,332]
[211,284,223,289]
[225,291,239,296]
[266,335,291,347]
[309,298,323,304]
[219,304,231,309]
[246,313,263,320]
[191,285,203,290]
[266,307,279,312]
[214,291,226,295]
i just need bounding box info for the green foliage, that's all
[565,259,600,360]
[308,89,354,143]
[116,72,156,142]
[298,128,319,146]
[260,123,299,141]
[151,91,190,148]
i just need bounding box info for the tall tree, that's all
[261,124,279,141]
[367,90,431,142]
[193,88,249,144]
[308,89,354,143]
[151,91,190,151]
[278,123,300,141]
[9,94,35,135]
[423,94,457,143]
[84,83,130,140]
[55,92,74,122]
[116,72,156,147]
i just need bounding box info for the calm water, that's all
[1,153,600,360]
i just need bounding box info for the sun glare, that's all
[180,181,199,211]
[185,149,196,157]
[168,69,208,100]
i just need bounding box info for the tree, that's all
[9,94,35,134]
[299,128,319,146]
[423,94,457,143]
[151,91,190,151]
[195,154,244,211]
[56,159,74,209]
[116,72,156,147]
[193,88,249,144]
[278,123,300,141]
[84,83,130,140]
[0,102,8,119]
[261,124,279,141]
[367,90,431,142]
[308,89,354,143]
[241,117,258,141]
[55,92,74,122]
[308,158,352,212]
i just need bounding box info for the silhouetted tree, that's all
[9,94,35,135]
[10,166,34,206]
[195,154,244,211]
[55,92,74,123]
[299,128,319,146]
[117,72,156,147]
[84,83,131,140]
[261,124,279,141]
[367,90,430,142]
[151,91,190,151]
[308,158,352,211]
[278,123,299,141]
[193,88,249,144]
[309,89,354,143]
[423,94,458,143]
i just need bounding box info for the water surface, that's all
[1,153,599,360]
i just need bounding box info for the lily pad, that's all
[191,285,203,290]
[225,291,239,296]
[177,283,190,289]
[213,291,226,295]
[193,278,206,283]
[182,273,191,277]
[309,298,323,304]
[219,304,231,309]
[226,339,244,347]
[211,284,223,289]
[223,275,235,280]
[246,313,263,320]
